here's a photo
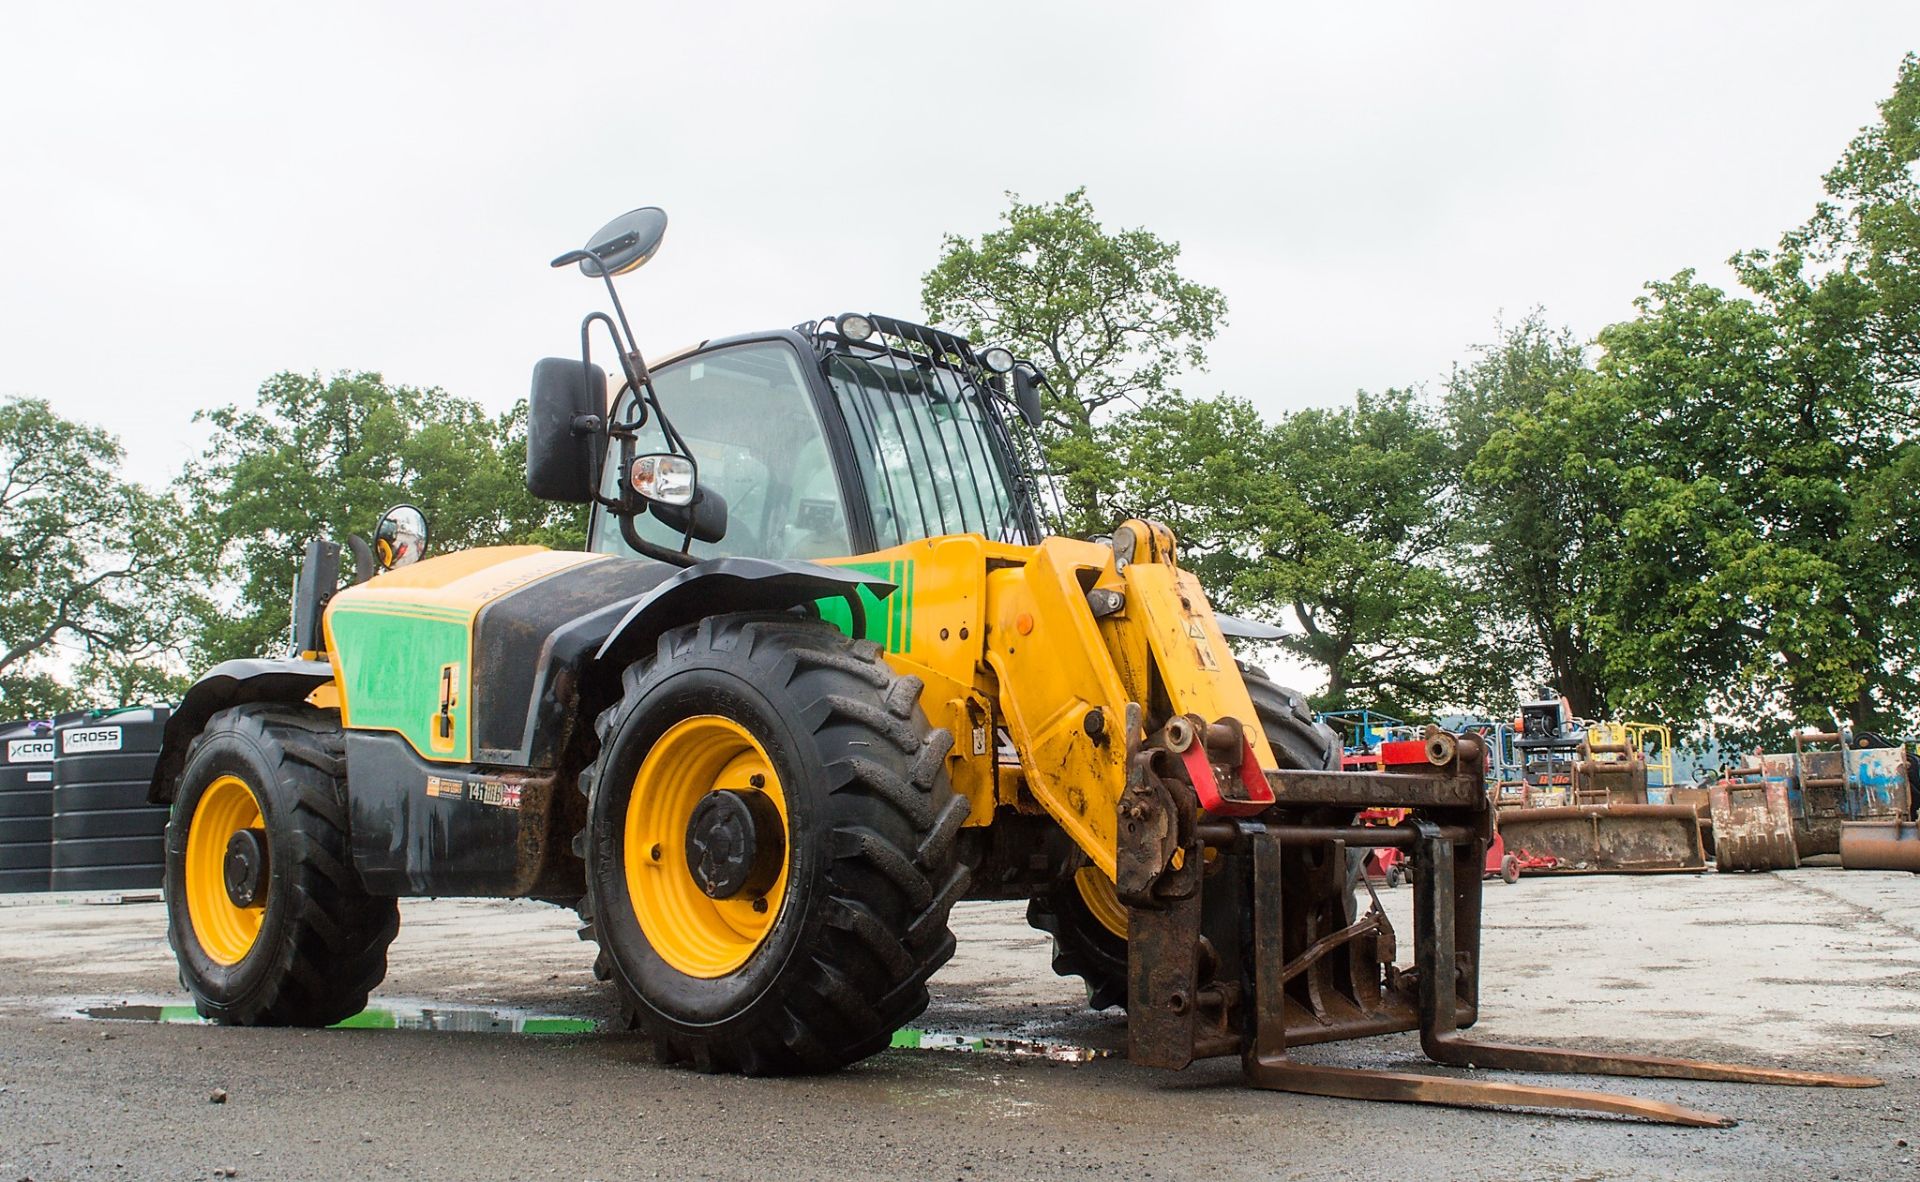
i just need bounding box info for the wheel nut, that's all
[649,843,663,862]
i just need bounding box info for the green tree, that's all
[1444,315,1620,718]
[1784,51,1920,406]
[186,372,584,664]
[1573,56,1920,740]
[922,188,1228,530]
[0,396,191,717]
[1107,389,1478,715]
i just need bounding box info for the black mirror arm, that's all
[618,511,698,569]
[565,244,704,550]
[346,535,376,585]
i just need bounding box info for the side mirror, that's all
[528,357,606,503]
[375,504,429,570]
[652,486,729,545]
[1012,365,1045,429]
[550,207,669,277]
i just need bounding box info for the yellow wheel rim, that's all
[1075,866,1129,939]
[625,715,790,979]
[185,774,267,966]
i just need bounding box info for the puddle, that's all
[889,1027,1112,1063]
[69,998,599,1035]
[69,998,1108,1060]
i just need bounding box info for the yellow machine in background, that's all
[1496,700,1707,873]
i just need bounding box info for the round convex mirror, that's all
[375,504,430,570]
[578,207,668,278]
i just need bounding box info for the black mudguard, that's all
[472,554,894,767]
[593,556,892,663]
[149,658,335,804]
[354,553,895,897]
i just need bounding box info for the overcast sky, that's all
[3,0,1915,495]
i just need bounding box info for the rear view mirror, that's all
[1013,365,1045,428]
[375,504,429,570]
[554,207,668,278]
[652,486,729,545]
[527,357,606,503]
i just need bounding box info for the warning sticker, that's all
[425,774,521,810]
[1184,620,1221,671]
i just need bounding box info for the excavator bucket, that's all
[1709,761,1799,871]
[1496,731,1705,873]
[1841,818,1920,872]
[1496,803,1708,873]
[1669,785,1715,857]
[1839,744,1918,871]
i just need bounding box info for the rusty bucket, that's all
[1840,819,1920,872]
[1495,803,1708,873]
[1709,770,1798,871]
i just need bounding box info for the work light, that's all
[630,453,696,506]
[979,346,1015,374]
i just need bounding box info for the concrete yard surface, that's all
[1,869,1916,1180]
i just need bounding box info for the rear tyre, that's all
[578,614,968,1075]
[1025,865,1129,1011]
[1029,664,1342,1011]
[165,704,398,1025]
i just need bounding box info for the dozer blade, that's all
[1496,803,1706,873]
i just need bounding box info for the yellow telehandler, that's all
[148,207,1872,1126]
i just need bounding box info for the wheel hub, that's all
[223,828,270,908]
[685,789,784,900]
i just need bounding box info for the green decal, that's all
[329,604,470,758]
[815,559,913,653]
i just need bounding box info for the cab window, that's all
[589,342,852,561]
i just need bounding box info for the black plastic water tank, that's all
[51,707,172,892]
[1,717,61,892]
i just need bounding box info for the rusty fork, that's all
[1239,820,1880,1127]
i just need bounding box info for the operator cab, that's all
[526,206,1051,569]
[586,316,1044,564]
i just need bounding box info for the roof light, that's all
[839,314,875,342]
[979,346,1015,374]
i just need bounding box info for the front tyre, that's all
[165,704,398,1026]
[580,615,969,1075]
[1029,667,1343,1011]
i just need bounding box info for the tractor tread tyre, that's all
[1029,663,1343,1011]
[1025,883,1127,1011]
[577,614,967,1076]
[166,704,398,1027]
[1239,663,1343,772]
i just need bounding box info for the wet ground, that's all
[1,869,1916,1180]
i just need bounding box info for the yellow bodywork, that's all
[831,519,1278,880]
[305,521,1269,883]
